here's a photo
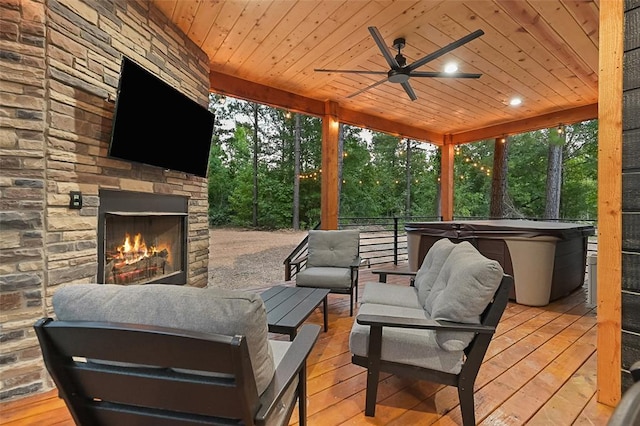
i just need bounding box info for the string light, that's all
[557,124,565,135]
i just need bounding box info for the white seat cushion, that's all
[53,284,275,395]
[349,303,464,374]
[360,282,422,309]
[296,266,352,289]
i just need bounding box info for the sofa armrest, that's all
[356,313,495,334]
[256,324,320,421]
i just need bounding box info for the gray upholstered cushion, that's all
[425,242,504,351]
[267,340,298,426]
[349,303,464,374]
[360,282,422,309]
[306,229,359,268]
[296,266,352,289]
[414,238,457,306]
[52,284,275,395]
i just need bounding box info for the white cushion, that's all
[414,238,458,306]
[306,230,359,268]
[360,282,422,309]
[296,266,352,289]
[426,242,504,351]
[349,303,464,374]
[53,284,275,395]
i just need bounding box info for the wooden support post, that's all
[440,135,454,221]
[597,0,623,406]
[321,101,339,230]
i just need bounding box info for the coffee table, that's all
[260,285,329,340]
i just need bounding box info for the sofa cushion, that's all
[414,238,457,306]
[425,242,504,351]
[360,282,422,309]
[307,229,359,268]
[349,303,464,374]
[296,266,352,289]
[53,284,275,396]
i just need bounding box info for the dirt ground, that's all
[207,228,307,291]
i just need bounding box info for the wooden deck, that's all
[0,267,614,425]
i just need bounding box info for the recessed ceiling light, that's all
[509,97,522,106]
[444,62,458,74]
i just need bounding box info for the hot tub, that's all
[405,220,595,306]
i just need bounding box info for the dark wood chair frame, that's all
[291,256,361,317]
[34,318,320,426]
[352,275,514,426]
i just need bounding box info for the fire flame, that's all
[116,233,158,264]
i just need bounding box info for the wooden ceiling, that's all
[152,0,599,145]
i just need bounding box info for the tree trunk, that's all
[293,113,301,230]
[545,131,564,220]
[490,137,509,218]
[252,104,258,227]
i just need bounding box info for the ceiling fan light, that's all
[509,97,522,106]
[444,62,458,73]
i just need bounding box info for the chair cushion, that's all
[360,282,422,309]
[296,266,352,289]
[267,340,298,426]
[349,303,464,374]
[53,284,275,396]
[307,229,359,268]
[414,238,457,306]
[424,242,504,351]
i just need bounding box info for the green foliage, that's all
[207,97,597,227]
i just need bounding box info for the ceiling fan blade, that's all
[407,29,484,72]
[346,77,388,99]
[401,81,417,101]
[368,26,400,69]
[409,71,482,78]
[314,68,388,75]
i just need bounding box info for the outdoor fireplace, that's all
[98,189,188,285]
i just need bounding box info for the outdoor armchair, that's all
[34,284,320,426]
[294,229,361,316]
[350,240,513,426]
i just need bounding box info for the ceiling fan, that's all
[314,26,484,101]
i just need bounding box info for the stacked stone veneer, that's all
[0,0,211,402]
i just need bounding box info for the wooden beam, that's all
[440,135,454,221]
[209,71,443,143]
[337,107,443,144]
[210,71,325,116]
[597,0,623,407]
[451,104,598,145]
[321,101,340,230]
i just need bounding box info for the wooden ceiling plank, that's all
[429,15,570,110]
[235,0,322,75]
[302,1,431,75]
[563,0,599,47]
[461,1,589,103]
[274,2,389,84]
[210,71,325,117]
[201,0,250,66]
[222,1,297,71]
[452,103,598,144]
[152,0,177,22]
[168,0,201,36]
[496,0,597,90]
[186,0,225,47]
[528,0,598,71]
[208,1,273,70]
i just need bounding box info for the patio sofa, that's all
[349,238,513,426]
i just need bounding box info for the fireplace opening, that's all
[104,213,184,285]
[98,189,188,285]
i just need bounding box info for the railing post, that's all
[394,217,399,265]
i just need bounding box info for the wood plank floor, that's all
[0,267,615,425]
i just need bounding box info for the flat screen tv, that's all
[108,57,214,178]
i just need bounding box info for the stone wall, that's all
[0,0,211,401]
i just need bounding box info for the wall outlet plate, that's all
[69,191,82,209]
